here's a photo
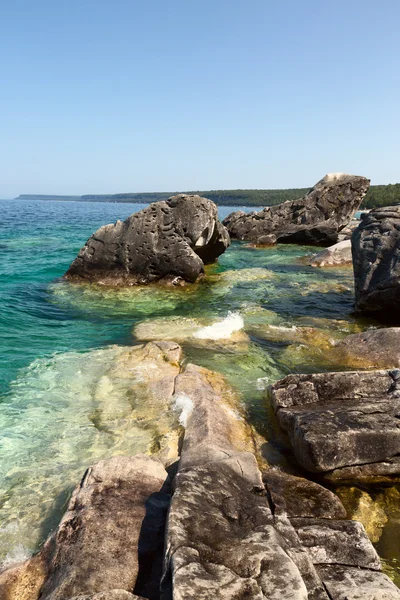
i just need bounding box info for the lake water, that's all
[0,199,398,584]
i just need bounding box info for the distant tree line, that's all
[16,183,400,208]
[80,188,311,206]
[360,183,400,209]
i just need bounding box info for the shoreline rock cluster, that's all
[223,173,370,246]
[1,351,399,599]
[3,174,400,598]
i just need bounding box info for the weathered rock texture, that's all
[223,173,370,246]
[270,370,400,480]
[162,364,399,599]
[0,455,168,600]
[2,363,400,599]
[334,327,400,368]
[352,206,400,318]
[309,239,352,267]
[65,195,229,285]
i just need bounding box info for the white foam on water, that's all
[193,312,244,340]
[172,393,194,428]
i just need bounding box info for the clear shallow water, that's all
[0,199,398,583]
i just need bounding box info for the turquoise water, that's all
[0,199,397,582]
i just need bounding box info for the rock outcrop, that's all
[352,206,400,319]
[223,173,370,246]
[334,327,400,368]
[2,362,400,599]
[270,370,400,480]
[309,239,352,267]
[0,455,169,600]
[162,364,399,599]
[65,195,229,285]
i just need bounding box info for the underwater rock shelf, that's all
[1,344,399,599]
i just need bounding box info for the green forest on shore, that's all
[15,182,400,208]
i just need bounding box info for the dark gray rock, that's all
[334,327,400,368]
[352,206,400,319]
[270,370,400,478]
[223,173,370,246]
[65,195,229,285]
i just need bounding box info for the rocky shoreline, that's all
[2,174,400,599]
[2,348,399,599]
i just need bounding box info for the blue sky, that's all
[0,0,399,197]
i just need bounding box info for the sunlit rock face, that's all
[65,195,230,285]
[352,206,400,319]
[223,173,370,246]
[270,370,400,480]
[333,327,400,369]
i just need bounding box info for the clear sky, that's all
[1,0,399,197]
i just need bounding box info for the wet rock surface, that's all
[223,173,370,246]
[334,327,400,368]
[352,206,400,319]
[270,370,400,479]
[133,314,250,352]
[65,195,229,285]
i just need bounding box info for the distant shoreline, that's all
[12,182,400,209]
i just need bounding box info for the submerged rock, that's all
[270,370,400,480]
[309,239,352,267]
[133,313,250,352]
[352,206,400,319]
[223,173,370,246]
[65,195,229,285]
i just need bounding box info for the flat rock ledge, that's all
[64,194,230,285]
[270,369,400,481]
[1,362,399,599]
[223,173,370,246]
[352,206,400,319]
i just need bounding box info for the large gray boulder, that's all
[65,195,229,285]
[352,206,400,319]
[270,370,400,480]
[223,173,370,246]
